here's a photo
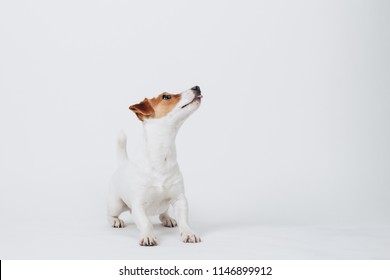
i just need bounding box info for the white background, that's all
[0,0,389,259]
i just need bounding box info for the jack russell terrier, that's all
[107,86,203,246]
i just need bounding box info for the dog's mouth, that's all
[181,95,203,109]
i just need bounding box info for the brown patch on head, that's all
[129,98,155,121]
[130,92,181,121]
[149,93,181,118]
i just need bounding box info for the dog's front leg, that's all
[132,205,158,246]
[173,194,201,243]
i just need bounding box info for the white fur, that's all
[107,88,202,246]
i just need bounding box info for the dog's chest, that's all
[142,181,179,215]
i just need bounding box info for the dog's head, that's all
[129,86,203,124]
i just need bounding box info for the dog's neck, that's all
[139,120,180,169]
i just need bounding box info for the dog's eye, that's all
[162,95,171,100]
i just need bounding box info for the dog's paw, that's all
[139,234,158,246]
[112,218,125,228]
[181,232,201,243]
[161,216,178,228]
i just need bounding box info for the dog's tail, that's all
[117,130,128,165]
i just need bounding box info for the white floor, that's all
[1,217,389,259]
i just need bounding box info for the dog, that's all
[107,86,203,246]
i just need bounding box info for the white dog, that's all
[107,86,203,246]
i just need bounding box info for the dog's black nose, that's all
[191,86,201,93]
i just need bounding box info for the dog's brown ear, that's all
[129,98,155,121]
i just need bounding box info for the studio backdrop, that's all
[0,0,389,259]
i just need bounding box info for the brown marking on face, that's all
[129,92,181,121]
[149,93,181,118]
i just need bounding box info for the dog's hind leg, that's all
[107,196,128,228]
[159,211,177,228]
